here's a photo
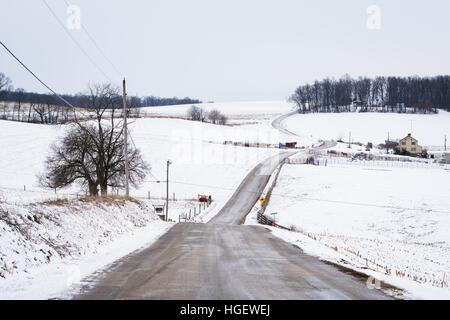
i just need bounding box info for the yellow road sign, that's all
[259,197,265,203]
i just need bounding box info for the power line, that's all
[41,0,114,82]
[128,128,138,149]
[148,171,162,183]
[0,40,77,110]
[62,0,122,78]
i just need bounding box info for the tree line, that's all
[0,72,201,124]
[1,90,200,109]
[289,75,450,114]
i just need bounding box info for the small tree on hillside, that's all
[208,109,221,124]
[187,105,206,121]
[218,114,228,125]
[383,140,399,153]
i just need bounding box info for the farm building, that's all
[443,153,450,164]
[396,133,422,155]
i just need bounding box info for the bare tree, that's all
[208,109,221,124]
[380,140,398,153]
[40,125,99,195]
[0,74,12,120]
[218,114,228,125]
[187,105,206,121]
[127,96,142,118]
[27,102,35,122]
[40,83,149,196]
[33,103,46,123]
[0,72,12,95]
[1,104,7,120]
[14,88,25,121]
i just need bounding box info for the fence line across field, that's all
[309,149,433,163]
[0,185,199,203]
[327,158,448,169]
[288,153,450,170]
[178,200,210,223]
[0,185,83,197]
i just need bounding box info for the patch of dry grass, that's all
[37,195,142,208]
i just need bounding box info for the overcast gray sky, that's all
[1,0,450,102]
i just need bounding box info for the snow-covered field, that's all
[261,163,450,299]
[282,110,450,148]
[0,117,283,201]
[0,121,66,193]
[141,100,295,121]
[128,118,284,216]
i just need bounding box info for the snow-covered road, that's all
[270,110,299,136]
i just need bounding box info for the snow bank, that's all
[0,195,172,299]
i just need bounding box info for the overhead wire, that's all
[62,0,122,78]
[0,40,77,110]
[143,178,450,214]
[41,0,114,82]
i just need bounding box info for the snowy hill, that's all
[0,195,171,299]
[141,100,295,120]
[141,101,450,149]
[281,110,450,147]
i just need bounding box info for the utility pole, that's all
[122,78,130,197]
[387,132,390,153]
[165,160,172,222]
[349,132,352,149]
[445,135,447,151]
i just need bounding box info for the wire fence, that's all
[178,201,211,223]
[287,151,450,170]
[325,157,450,169]
[309,149,433,163]
[0,185,83,197]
